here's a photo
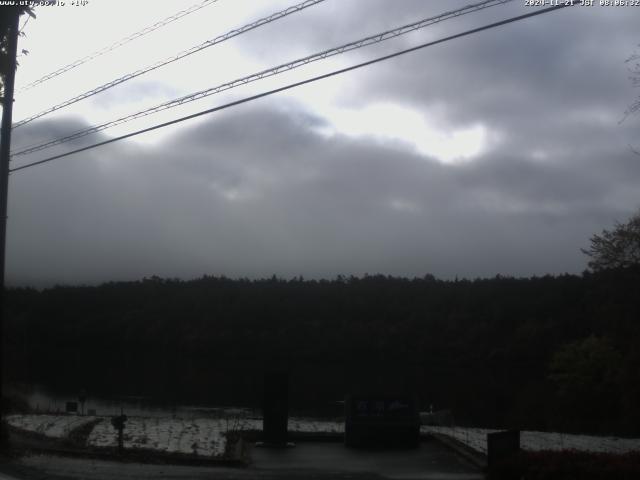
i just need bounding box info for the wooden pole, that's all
[0,7,21,449]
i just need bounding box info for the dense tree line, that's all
[3,268,640,435]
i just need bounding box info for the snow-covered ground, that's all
[9,414,637,458]
[422,426,640,455]
[288,418,344,434]
[6,414,344,458]
[88,417,344,456]
[88,417,233,457]
[5,414,98,439]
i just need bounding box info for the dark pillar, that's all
[261,371,289,446]
[487,430,520,470]
[0,7,20,451]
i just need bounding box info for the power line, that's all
[16,0,219,92]
[11,0,513,157]
[12,0,327,128]
[10,3,576,174]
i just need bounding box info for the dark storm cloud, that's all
[7,98,638,287]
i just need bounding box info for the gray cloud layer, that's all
[6,1,640,286]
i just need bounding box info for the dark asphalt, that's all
[0,439,484,480]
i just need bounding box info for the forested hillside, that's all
[4,268,640,435]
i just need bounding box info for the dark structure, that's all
[111,412,128,453]
[260,372,290,447]
[65,402,78,414]
[344,395,420,448]
[487,430,520,470]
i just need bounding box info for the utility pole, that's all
[0,7,21,448]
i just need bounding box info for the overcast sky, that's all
[4,0,640,287]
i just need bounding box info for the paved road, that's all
[0,472,21,480]
[0,440,483,480]
[250,441,482,479]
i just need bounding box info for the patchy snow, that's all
[87,416,342,457]
[5,414,98,439]
[422,426,640,455]
[16,414,638,459]
[421,426,497,453]
[520,430,640,455]
[288,418,344,434]
[88,417,230,457]
[6,413,345,458]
